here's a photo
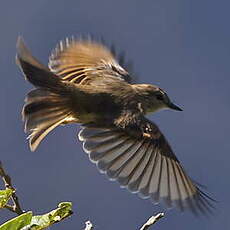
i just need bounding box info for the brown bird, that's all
[16,36,214,215]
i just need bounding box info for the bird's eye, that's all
[156,94,164,101]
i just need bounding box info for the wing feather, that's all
[127,143,153,193]
[49,38,131,85]
[78,122,215,215]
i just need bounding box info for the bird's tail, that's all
[16,37,75,151]
[22,89,74,151]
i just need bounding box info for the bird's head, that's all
[134,84,183,113]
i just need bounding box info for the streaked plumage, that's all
[16,36,214,215]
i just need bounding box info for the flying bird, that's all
[16,36,214,215]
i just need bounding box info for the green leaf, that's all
[23,202,73,230]
[0,188,14,208]
[0,202,72,230]
[0,212,32,230]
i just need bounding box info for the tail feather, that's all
[23,89,74,151]
[28,114,69,151]
[25,89,60,102]
[23,100,68,117]
[24,105,69,132]
[16,37,76,151]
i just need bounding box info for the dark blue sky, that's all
[0,0,229,229]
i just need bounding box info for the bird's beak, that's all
[168,102,183,111]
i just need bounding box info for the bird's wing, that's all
[48,38,132,85]
[78,119,214,215]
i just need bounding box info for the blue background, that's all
[0,0,229,229]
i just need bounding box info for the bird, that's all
[16,36,214,215]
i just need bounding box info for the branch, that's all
[139,213,164,230]
[0,161,23,215]
[84,220,93,230]
[82,213,164,230]
[0,161,165,230]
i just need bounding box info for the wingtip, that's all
[16,36,25,51]
[16,36,24,65]
[16,36,30,61]
[16,37,48,71]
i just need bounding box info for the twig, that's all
[0,161,23,215]
[140,213,164,230]
[84,220,93,230]
[0,161,165,230]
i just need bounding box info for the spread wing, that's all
[78,119,214,215]
[48,38,132,85]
